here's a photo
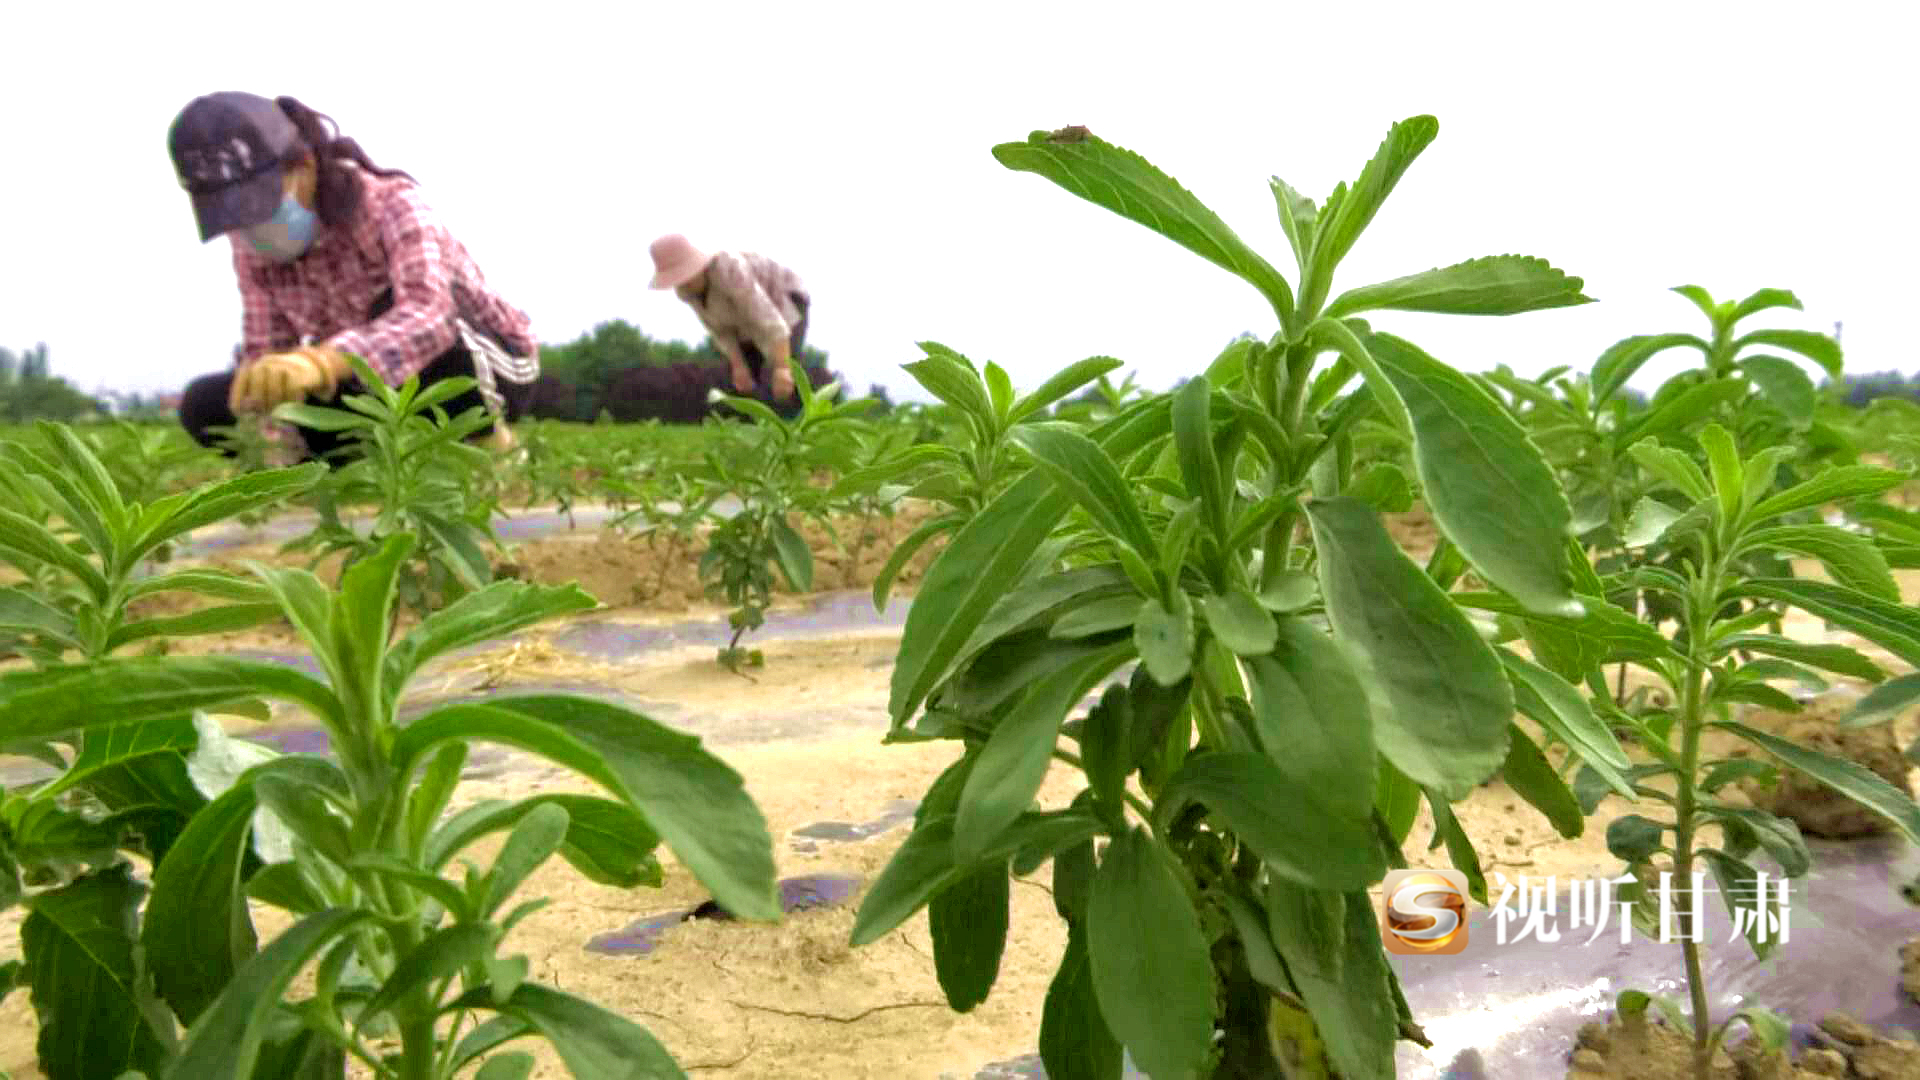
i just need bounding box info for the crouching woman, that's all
[168,91,538,465]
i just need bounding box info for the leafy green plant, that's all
[1480,287,1850,703]
[0,422,327,1074]
[1507,421,1920,1078]
[839,346,1121,610]
[696,368,872,671]
[610,472,721,605]
[0,531,780,1079]
[276,356,507,622]
[852,117,1625,1079]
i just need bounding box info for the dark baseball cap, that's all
[168,91,302,242]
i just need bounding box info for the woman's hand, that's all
[228,346,352,413]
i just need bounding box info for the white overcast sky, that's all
[5,3,1913,404]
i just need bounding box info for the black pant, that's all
[737,292,809,381]
[180,289,532,466]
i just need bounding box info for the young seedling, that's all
[275,355,508,623]
[854,117,1621,1078]
[1492,421,1920,1078]
[698,368,872,672]
[0,531,781,1080]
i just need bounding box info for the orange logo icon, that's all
[1382,870,1469,954]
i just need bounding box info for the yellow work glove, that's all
[228,346,351,414]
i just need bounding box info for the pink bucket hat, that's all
[649,233,713,289]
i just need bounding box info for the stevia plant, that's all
[0,422,326,1076]
[840,346,1122,610]
[1486,421,1920,1079]
[696,367,872,671]
[276,355,508,622]
[851,117,1643,1079]
[1479,287,1852,704]
[610,472,722,605]
[0,530,781,1080]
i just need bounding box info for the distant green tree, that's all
[0,343,104,422]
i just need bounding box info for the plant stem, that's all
[1673,572,1721,1079]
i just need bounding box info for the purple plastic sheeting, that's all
[968,835,1920,1080]
[584,873,863,956]
[550,590,911,661]
[791,799,919,846]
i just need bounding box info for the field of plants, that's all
[7,116,1920,1080]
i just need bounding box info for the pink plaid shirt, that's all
[229,160,536,455]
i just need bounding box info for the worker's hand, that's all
[769,362,795,402]
[228,346,351,414]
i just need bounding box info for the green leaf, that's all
[1245,618,1376,821]
[1731,287,1803,323]
[1628,441,1714,504]
[929,865,1010,1013]
[1426,792,1489,904]
[955,643,1132,861]
[850,811,1102,945]
[1264,884,1399,1080]
[904,345,995,427]
[1088,827,1214,1080]
[1050,594,1146,640]
[1734,328,1842,379]
[1078,684,1132,816]
[1748,465,1906,523]
[1169,377,1229,545]
[253,775,352,867]
[769,515,813,592]
[992,127,1296,322]
[983,361,1016,422]
[385,580,598,693]
[1590,333,1705,405]
[1742,525,1899,602]
[474,1053,536,1080]
[1731,578,1920,669]
[1310,116,1440,299]
[0,585,79,649]
[1134,594,1194,686]
[437,795,662,889]
[1304,496,1513,799]
[1156,752,1385,890]
[1010,356,1127,425]
[107,603,286,652]
[358,923,494,1023]
[1009,423,1160,568]
[1698,805,1809,877]
[21,866,170,1080]
[1737,356,1816,427]
[1199,588,1277,657]
[1306,317,1412,437]
[1500,723,1583,838]
[136,464,327,561]
[447,982,687,1079]
[1842,672,1920,727]
[1367,331,1581,617]
[407,743,469,853]
[1499,651,1635,796]
[1607,815,1667,862]
[1616,376,1749,447]
[482,802,571,918]
[1698,423,1744,529]
[397,697,776,920]
[1719,721,1920,845]
[1038,922,1124,1080]
[164,908,372,1079]
[0,656,343,740]
[145,781,260,1026]
[1324,254,1590,319]
[34,714,200,804]
[1623,496,1688,548]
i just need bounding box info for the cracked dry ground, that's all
[3,503,1918,1079]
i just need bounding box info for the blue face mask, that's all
[243,193,317,262]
